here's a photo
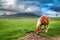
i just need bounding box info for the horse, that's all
[36,16,50,34]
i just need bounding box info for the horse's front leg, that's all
[44,25,48,33]
[36,25,41,34]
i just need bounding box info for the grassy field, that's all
[0,18,60,40]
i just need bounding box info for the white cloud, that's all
[43,3,54,6]
[16,1,40,5]
[41,8,60,17]
[6,11,16,15]
[18,4,26,12]
[17,1,40,13]
[2,0,15,5]
[0,0,17,11]
[25,6,40,12]
[48,4,54,6]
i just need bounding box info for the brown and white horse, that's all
[36,16,50,33]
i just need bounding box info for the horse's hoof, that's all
[36,32,39,34]
[45,30,48,33]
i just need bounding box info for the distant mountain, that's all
[0,12,41,19]
[14,12,40,17]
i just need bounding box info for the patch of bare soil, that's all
[17,32,60,40]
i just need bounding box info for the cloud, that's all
[51,4,60,12]
[43,3,54,7]
[41,8,60,17]
[0,0,18,12]
[19,0,55,3]
[16,0,40,4]
[17,1,40,12]
[38,0,54,3]
[25,6,40,12]
[1,0,16,5]
[6,11,16,15]
[14,1,41,13]
[0,0,41,15]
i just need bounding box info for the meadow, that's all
[0,17,60,40]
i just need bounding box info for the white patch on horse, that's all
[36,17,41,29]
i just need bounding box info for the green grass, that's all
[0,18,60,40]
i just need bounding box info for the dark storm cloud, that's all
[18,0,54,3]
[38,0,54,3]
[0,7,17,12]
[0,0,41,15]
[51,4,60,12]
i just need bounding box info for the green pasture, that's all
[0,18,60,40]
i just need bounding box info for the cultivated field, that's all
[0,18,60,40]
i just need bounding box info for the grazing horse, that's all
[36,16,50,33]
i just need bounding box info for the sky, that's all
[0,0,60,17]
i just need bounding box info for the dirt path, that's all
[17,32,60,40]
